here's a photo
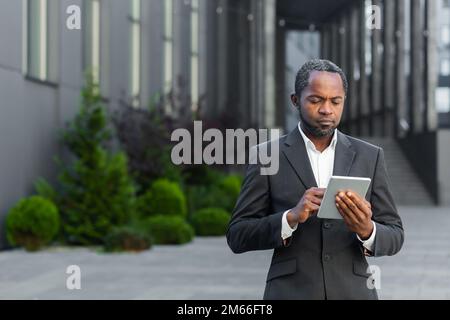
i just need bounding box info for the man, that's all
[226,59,404,300]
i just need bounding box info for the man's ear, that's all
[291,94,300,109]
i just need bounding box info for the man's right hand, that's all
[287,188,326,228]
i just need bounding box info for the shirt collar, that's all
[298,122,338,152]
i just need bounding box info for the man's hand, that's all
[287,188,325,228]
[335,190,374,240]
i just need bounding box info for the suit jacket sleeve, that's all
[226,161,285,254]
[371,148,405,257]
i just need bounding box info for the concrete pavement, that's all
[0,206,449,300]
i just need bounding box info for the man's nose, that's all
[319,101,333,115]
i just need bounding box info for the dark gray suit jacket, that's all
[226,128,404,300]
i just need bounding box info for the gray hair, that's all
[294,59,348,97]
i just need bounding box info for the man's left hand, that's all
[335,190,373,240]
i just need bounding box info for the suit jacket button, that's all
[324,222,332,229]
[324,254,331,261]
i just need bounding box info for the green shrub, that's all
[136,179,187,218]
[103,225,152,253]
[190,208,230,236]
[143,215,194,245]
[187,185,231,213]
[6,196,60,251]
[57,75,136,245]
[186,173,242,215]
[187,176,240,213]
[34,178,57,203]
[183,165,226,187]
[219,175,242,205]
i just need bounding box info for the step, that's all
[358,137,434,206]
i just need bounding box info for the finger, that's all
[339,192,366,222]
[306,201,320,212]
[307,195,323,206]
[347,190,371,209]
[310,188,326,197]
[335,195,359,225]
[347,191,371,215]
[336,202,356,229]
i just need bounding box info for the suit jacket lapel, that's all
[333,131,356,176]
[282,128,318,189]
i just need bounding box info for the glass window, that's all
[441,59,450,76]
[436,88,450,113]
[442,25,450,45]
[83,0,101,86]
[404,0,411,76]
[27,0,47,80]
[191,0,199,112]
[25,0,57,82]
[365,0,373,75]
[130,0,141,107]
[163,0,174,106]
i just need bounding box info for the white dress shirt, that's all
[281,123,376,251]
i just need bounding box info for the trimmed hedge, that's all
[187,185,232,213]
[136,179,187,218]
[188,174,243,214]
[103,225,152,253]
[220,175,242,197]
[191,207,230,236]
[6,196,60,251]
[143,215,194,245]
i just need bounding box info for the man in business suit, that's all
[226,59,404,300]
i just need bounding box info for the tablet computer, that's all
[317,176,372,220]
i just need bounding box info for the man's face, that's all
[291,71,345,138]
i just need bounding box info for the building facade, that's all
[0,0,449,248]
[315,0,450,205]
[0,0,278,248]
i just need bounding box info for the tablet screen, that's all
[317,176,371,220]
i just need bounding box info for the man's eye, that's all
[309,99,320,104]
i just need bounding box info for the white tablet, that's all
[317,176,372,220]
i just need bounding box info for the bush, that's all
[187,174,242,214]
[190,208,230,236]
[183,165,226,187]
[219,175,242,205]
[143,215,194,245]
[58,150,135,245]
[103,225,152,253]
[136,179,187,218]
[113,104,183,191]
[57,75,136,245]
[187,185,232,214]
[6,196,60,251]
[34,178,58,203]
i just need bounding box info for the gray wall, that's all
[0,0,140,248]
[0,0,61,247]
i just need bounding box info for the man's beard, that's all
[299,107,336,138]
